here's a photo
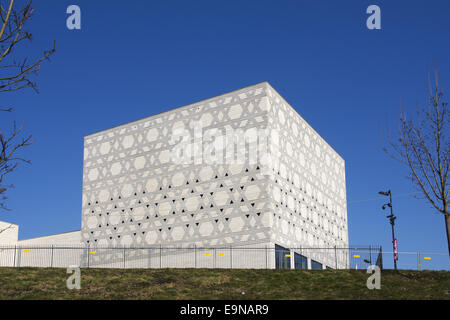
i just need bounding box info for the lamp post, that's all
[379,190,398,271]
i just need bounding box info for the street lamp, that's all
[379,189,398,271]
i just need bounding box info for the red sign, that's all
[393,238,398,261]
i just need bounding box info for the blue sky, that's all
[1,1,449,265]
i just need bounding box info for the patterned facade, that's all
[265,87,348,268]
[81,82,349,268]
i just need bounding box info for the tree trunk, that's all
[445,202,450,256]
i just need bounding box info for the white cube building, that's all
[81,82,349,269]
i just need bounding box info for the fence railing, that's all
[0,245,447,270]
[373,251,449,271]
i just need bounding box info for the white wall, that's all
[0,221,18,244]
[18,230,81,246]
[263,84,349,269]
[0,221,19,267]
[7,231,82,268]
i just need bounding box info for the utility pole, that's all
[379,190,398,271]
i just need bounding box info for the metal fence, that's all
[375,251,449,271]
[0,245,447,270]
[347,247,449,271]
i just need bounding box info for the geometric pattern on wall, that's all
[263,85,349,268]
[82,83,273,248]
[81,82,349,268]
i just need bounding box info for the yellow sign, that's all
[218,253,225,256]
[424,257,431,260]
[89,251,96,254]
[204,253,211,256]
[353,254,360,258]
[23,250,30,253]
[285,254,291,257]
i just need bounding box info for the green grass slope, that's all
[0,268,448,300]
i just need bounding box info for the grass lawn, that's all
[0,268,448,300]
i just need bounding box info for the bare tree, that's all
[0,0,55,95]
[0,121,33,209]
[0,0,54,224]
[383,71,449,255]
